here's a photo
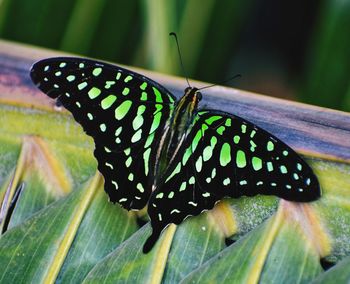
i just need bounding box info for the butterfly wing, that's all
[30,57,176,210]
[144,110,320,252]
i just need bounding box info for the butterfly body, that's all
[30,57,321,253]
[156,87,200,180]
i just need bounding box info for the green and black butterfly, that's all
[30,57,321,253]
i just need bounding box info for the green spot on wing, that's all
[104,81,115,89]
[122,87,130,95]
[124,148,131,155]
[149,112,162,134]
[154,104,163,113]
[131,128,142,143]
[210,136,217,146]
[140,82,147,90]
[250,140,257,152]
[88,87,101,99]
[156,192,164,199]
[205,116,221,125]
[192,129,202,153]
[141,92,147,101]
[137,183,144,193]
[78,82,88,90]
[220,143,231,167]
[115,126,122,136]
[137,105,146,115]
[252,157,262,171]
[179,182,186,192]
[132,115,144,130]
[236,150,246,168]
[100,124,106,132]
[143,148,151,175]
[216,126,225,135]
[182,147,192,165]
[132,105,146,130]
[124,75,133,82]
[67,75,75,82]
[125,156,132,167]
[267,162,274,172]
[267,141,274,151]
[166,162,181,182]
[144,132,155,149]
[115,100,132,120]
[101,95,117,109]
[153,87,163,103]
[92,67,102,76]
[195,156,203,172]
[280,165,288,174]
[203,145,213,162]
[189,176,195,184]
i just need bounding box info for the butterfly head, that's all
[184,86,202,102]
[175,86,201,115]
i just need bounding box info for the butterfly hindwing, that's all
[144,110,320,251]
[30,57,176,209]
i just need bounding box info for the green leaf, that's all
[300,0,350,110]
[162,212,225,282]
[83,223,174,283]
[0,174,138,283]
[182,203,323,283]
[311,256,350,283]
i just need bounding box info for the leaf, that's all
[311,256,350,283]
[182,201,324,283]
[83,223,174,283]
[5,137,72,230]
[162,208,226,282]
[0,174,138,283]
[84,209,227,283]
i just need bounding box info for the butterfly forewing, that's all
[145,110,320,251]
[30,57,176,209]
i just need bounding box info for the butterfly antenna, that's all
[169,32,191,88]
[198,74,242,91]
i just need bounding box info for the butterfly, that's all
[30,57,321,253]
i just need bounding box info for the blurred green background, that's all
[0,0,350,111]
